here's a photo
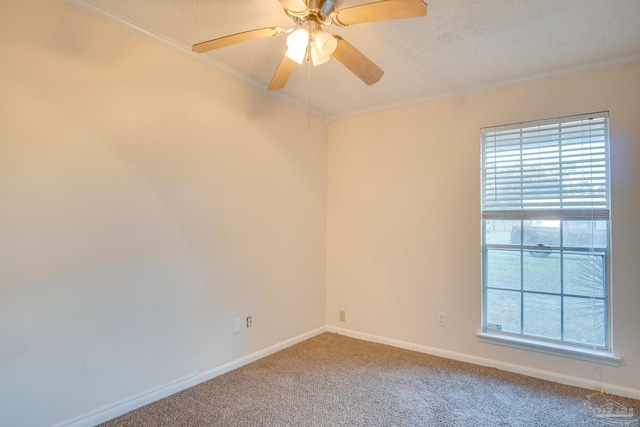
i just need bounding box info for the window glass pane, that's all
[563,253,605,298]
[509,222,522,245]
[486,289,521,333]
[485,220,520,245]
[564,297,606,347]
[522,220,560,246]
[523,293,561,339]
[523,252,560,293]
[563,220,607,248]
[487,249,521,290]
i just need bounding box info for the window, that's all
[480,112,613,358]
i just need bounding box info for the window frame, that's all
[478,112,618,364]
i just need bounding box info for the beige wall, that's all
[327,61,640,394]
[0,1,327,426]
[2,0,639,425]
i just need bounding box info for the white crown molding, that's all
[64,1,640,122]
[329,54,640,121]
[63,0,329,120]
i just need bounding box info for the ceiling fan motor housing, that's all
[306,0,336,21]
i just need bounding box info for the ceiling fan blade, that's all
[279,0,308,14]
[331,36,384,86]
[332,0,427,26]
[192,27,285,53]
[268,55,297,91]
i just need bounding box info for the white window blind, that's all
[481,112,609,215]
[480,111,612,354]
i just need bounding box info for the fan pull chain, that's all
[307,55,312,130]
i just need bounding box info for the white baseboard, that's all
[59,327,326,427]
[326,325,640,400]
[58,325,640,426]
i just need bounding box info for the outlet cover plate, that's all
[437,312,447,327]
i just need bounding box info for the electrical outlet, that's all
[246,316,252,328]
[339,310,346,322]
[437,312,447,327]
[233,318,241,334]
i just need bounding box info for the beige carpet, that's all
[100,332,640,426]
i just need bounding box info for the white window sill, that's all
[477,332,621,366]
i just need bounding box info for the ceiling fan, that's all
[192,0,428,91]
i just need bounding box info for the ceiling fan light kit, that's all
[192,0,427,91]
[285,21,338,66]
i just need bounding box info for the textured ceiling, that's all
[66,0,640,118]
